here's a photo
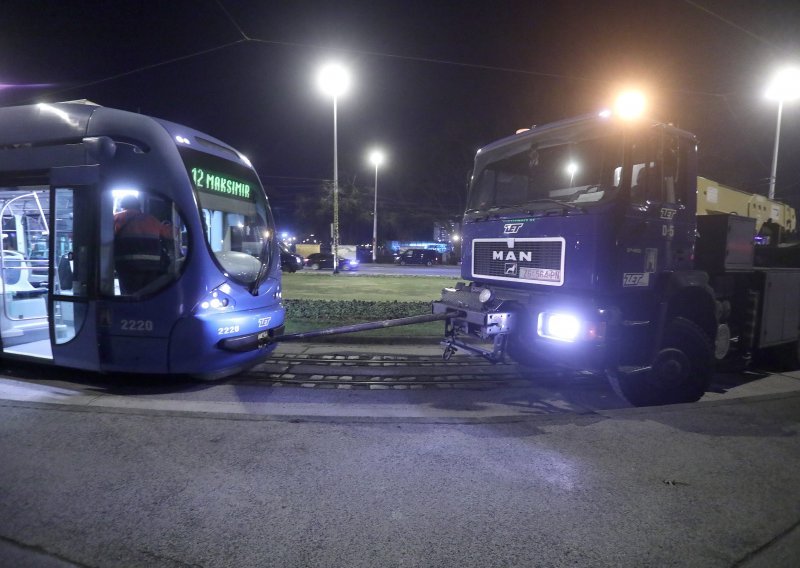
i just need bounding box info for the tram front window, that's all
[181,147,273,285]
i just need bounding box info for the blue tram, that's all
[0,101,285,378]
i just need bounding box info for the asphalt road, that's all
[1,342,799,567]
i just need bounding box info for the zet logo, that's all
[503,223,523,234]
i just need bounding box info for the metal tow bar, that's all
[220,309,466,352]
[274,310,464,342]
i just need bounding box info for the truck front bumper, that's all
[433,284,620,372]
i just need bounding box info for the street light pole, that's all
[765,66,800,200]
[368,149,384,263]
[332,95,339,273]
[317,63,350,274]
[769,99,783,200]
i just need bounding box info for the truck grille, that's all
[472,238,564,286]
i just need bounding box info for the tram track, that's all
[236,352,572,389]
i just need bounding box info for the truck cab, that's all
[434,111,725,406]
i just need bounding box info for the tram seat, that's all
[0,250,48,346]
[1,251,37,292]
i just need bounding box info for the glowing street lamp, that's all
[614,90,647,121]
[766,66,800,199]
[566,162,579,186]
[317,62,351,273]
[368,149,385,262]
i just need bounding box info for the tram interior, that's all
[0,186,86,361]
[0,189,56,359]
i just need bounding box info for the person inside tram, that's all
[113,195,174,295]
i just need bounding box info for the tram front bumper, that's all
[218,324,285,352]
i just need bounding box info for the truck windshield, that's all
[468,134,623,213]
[180,147,273,285]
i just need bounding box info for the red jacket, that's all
[114,209,173,268]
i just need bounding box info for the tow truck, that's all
[433,96,800,406]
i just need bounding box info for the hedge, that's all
[285,299,431,321]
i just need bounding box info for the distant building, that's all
[433,220,461,243]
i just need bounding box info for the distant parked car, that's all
[394,249,441,266]
[305,253,359,271]
[279,243,304,272]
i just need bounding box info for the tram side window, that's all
[105,192,187,297]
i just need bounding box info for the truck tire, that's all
[505,310,539,366]
[506,333,539,367]
[607,317,713,406]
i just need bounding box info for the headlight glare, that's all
[537,312,581,342]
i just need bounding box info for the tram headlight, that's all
[195,287,236,313]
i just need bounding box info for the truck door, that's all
[48,166,101,371]
[617,127,693,289]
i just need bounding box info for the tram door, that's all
[47,168,101,370]
[0,188,51,359]
[0,174,100,366]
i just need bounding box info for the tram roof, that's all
[0,101,248,167]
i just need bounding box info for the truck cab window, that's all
[629,130,662,204]
[662,135,683,205]
[468,134,623,212]
[628,129,685,206]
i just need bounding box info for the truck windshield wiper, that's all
[521,198,586,213]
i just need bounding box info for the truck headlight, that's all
[536,312,606,342]
[537,312,581,342]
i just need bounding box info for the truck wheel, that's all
[507,337,538,367]
[607,317,713,406]
[506,319,539,367]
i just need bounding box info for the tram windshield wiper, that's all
[249,241,271,295]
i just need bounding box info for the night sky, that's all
[2,0,800,239]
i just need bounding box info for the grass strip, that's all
[281,272,459,340]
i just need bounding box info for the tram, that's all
[0,101,285,378]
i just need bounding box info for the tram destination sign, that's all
[191,167,251,200]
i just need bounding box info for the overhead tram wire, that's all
[682,0,786,53]
[242,36,728,100]
[14,39,247,104]
[215,0,727,100]
[17,0,734,107]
